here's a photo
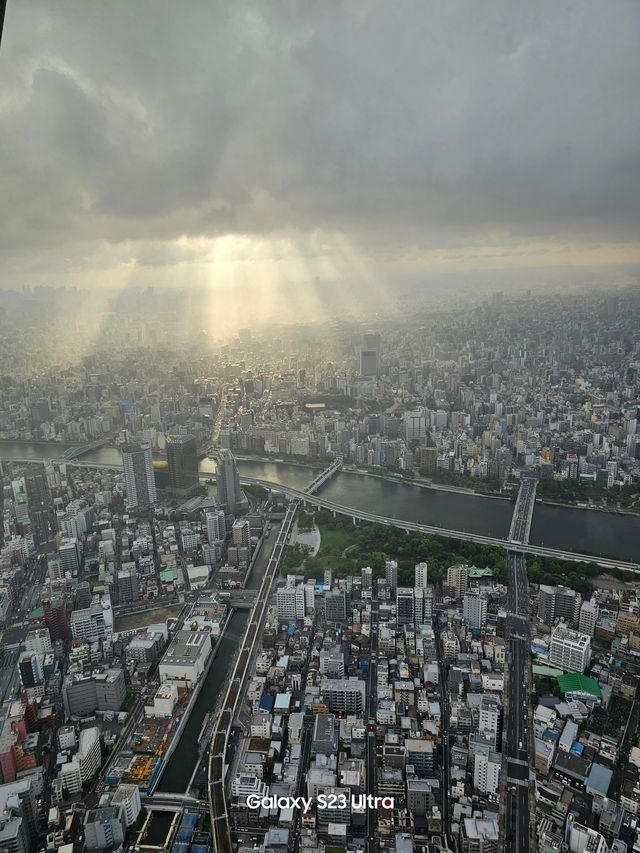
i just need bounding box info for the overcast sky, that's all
[1,0,640,298]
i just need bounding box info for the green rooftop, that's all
[29,606,44,620]
[160,568,178,583]
[557,672,601,698]
[467,567,494,578]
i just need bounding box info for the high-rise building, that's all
[415,562,428,588]
[325,590,347,622]
[122,444,156,510]
[473,746,501,795]
[277,584,306,620]
[478,695,502,749]
[30,397,50,428]
[361,566,373,591]
[166,435,199,496]
[385,560,398,592]
[18,652,44,689]
[231,519,250,547]
[549,625,591,672]
[216,449,242,511]
[446,564,468,598]
[413,587,427,624]
[397,588,415,626]
[537,584,581,626]
[579,600,598,636]
[24,467,55,547]
[359,331,381,377]
[43,599,69,641]
[463,590,488,630]
[206,510,226,543]
[58,538,81,574]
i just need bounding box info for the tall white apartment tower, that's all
[415,562,428,588]
[122,444,157,510]
[206,509,226,543]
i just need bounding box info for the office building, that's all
[18,652,44,689]
[83,805,126,851]
[396,588,415,626]
[116,565,139,604]
[360,332,381,377]
[463,591,488,630]
[122,443,156,510]
[58,538,81,575]
[70,604,107,645]
[549,625,591,672]
[216,448,242,511]
[415,562,428,588]
[62,669,126,716]
[159,629,212,686]
[325,590,347,622]
[0,772,42,843]
[446,564,468,597]
[277,584,306,621]
[24,467,55,547]
[166,434,199,496]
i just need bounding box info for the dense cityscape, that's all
[0,287,639,853]
[2,0,640,851]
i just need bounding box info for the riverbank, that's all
[536,497,640,517]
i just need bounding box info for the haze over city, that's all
[1,3,640,853]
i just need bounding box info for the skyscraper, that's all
[216,449,242,511]
[166,435,199,495]
[122,444,157,510]
[360,331,381,377]
[24,467,55,547]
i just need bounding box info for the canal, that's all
[1,440,639,560]
[155,521,281,793]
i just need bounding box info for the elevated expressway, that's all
[207,501,298,853]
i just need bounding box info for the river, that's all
[1,440,639,561]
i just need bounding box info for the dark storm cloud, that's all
[1,0,639,275]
